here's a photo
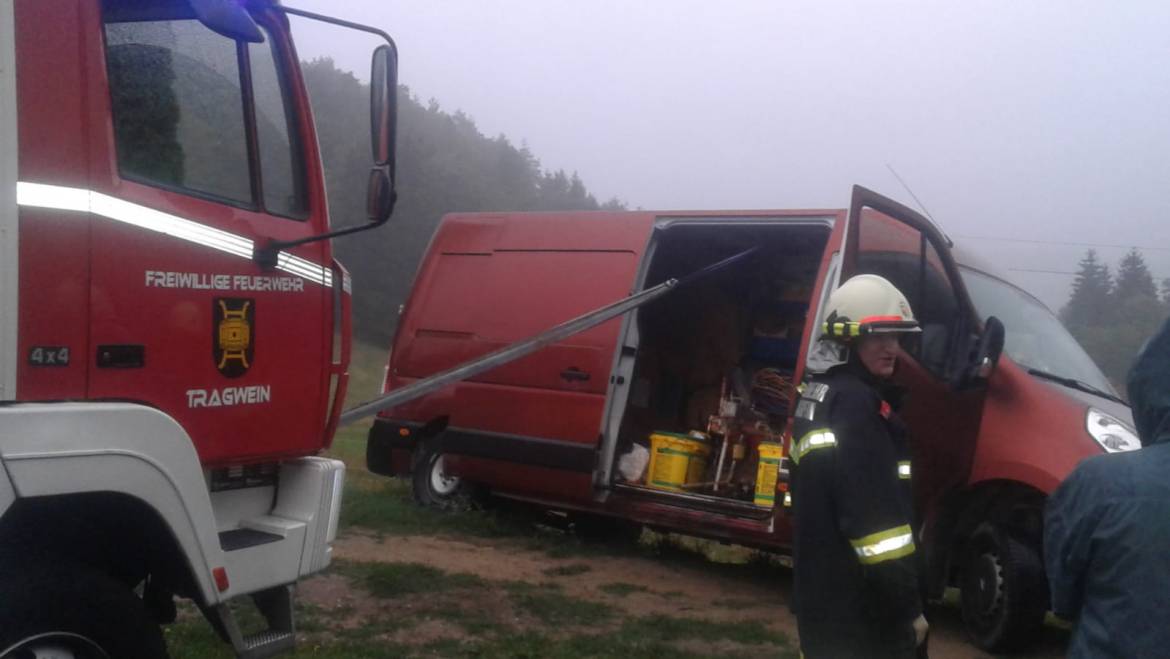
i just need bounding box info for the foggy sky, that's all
[289,1,1170,310]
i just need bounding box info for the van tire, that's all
[411,439,470,511]
[0,559,169,659]
[959,522,1048,652]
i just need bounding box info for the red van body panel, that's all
[385,212,657,501]
[969,358,1099,494]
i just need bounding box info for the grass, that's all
[334,560,487,598]
[598,582,650,597]
[542,563,593,577]
[166,558,796,659]
[504,581,614,626]
[342,340,391,412]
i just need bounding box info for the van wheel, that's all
[959,523,1048,652]
[0,559,168,659]
[411,439,470,511]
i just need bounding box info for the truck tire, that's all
[411,438,470,511]
[959,522,1048,652]
[0,559,168,659]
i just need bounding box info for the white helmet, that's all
[821,274,920,342]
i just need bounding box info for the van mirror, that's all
[966,316,1005,384]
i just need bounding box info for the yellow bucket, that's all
[754,442,783,506]
[647,431,711,492]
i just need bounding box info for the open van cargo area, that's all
[611,221,831,513]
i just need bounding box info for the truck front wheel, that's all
[411,439,470,511]
[959,522,1048,652]
[0,559,168,659]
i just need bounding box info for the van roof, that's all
[434,210,1038,303]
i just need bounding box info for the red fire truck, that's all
[1,1,398,656]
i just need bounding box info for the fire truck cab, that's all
[0,1,397,656]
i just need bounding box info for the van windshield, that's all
[961,267,1117,396]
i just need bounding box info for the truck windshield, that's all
[961,267,1117,396]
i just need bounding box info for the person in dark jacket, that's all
[1044,315,1170,659]
[790,274,928,658]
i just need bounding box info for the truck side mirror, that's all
[367,44,398,224]
[967,316,1005,384]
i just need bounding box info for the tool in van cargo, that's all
[341,246,761,424]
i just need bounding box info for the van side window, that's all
[857,210,961,377]
[103,8,307,219]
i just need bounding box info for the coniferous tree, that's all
[1061,249,1113,331]
[1062,249,1167,393]
[1114,248,1159,303]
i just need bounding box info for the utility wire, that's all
[1009,268,1079,276]
[956,234,1170,252]
[885,163,936,223]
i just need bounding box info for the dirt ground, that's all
[301,531,1069,659]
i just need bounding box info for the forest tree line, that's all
[1060,248,1170,389]
[302,58,622,346]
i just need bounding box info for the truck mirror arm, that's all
[253,168,396,269]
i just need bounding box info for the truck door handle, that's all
[560,367,590,382]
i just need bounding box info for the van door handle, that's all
[560,367,590,382]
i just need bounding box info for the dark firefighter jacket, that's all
[790,362,922,658]
[1045,315,1170,659]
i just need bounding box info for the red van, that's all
[367,187,1137,650]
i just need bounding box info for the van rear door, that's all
[391,213,655,503]
[840,186,989,522]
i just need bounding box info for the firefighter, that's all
[1044,314,1170,658]
[789,274,928,658]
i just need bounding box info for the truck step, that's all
[238,630,295,658]
[203,584,297,659]
[219,528,283,551]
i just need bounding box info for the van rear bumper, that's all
[367,418,421,476]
